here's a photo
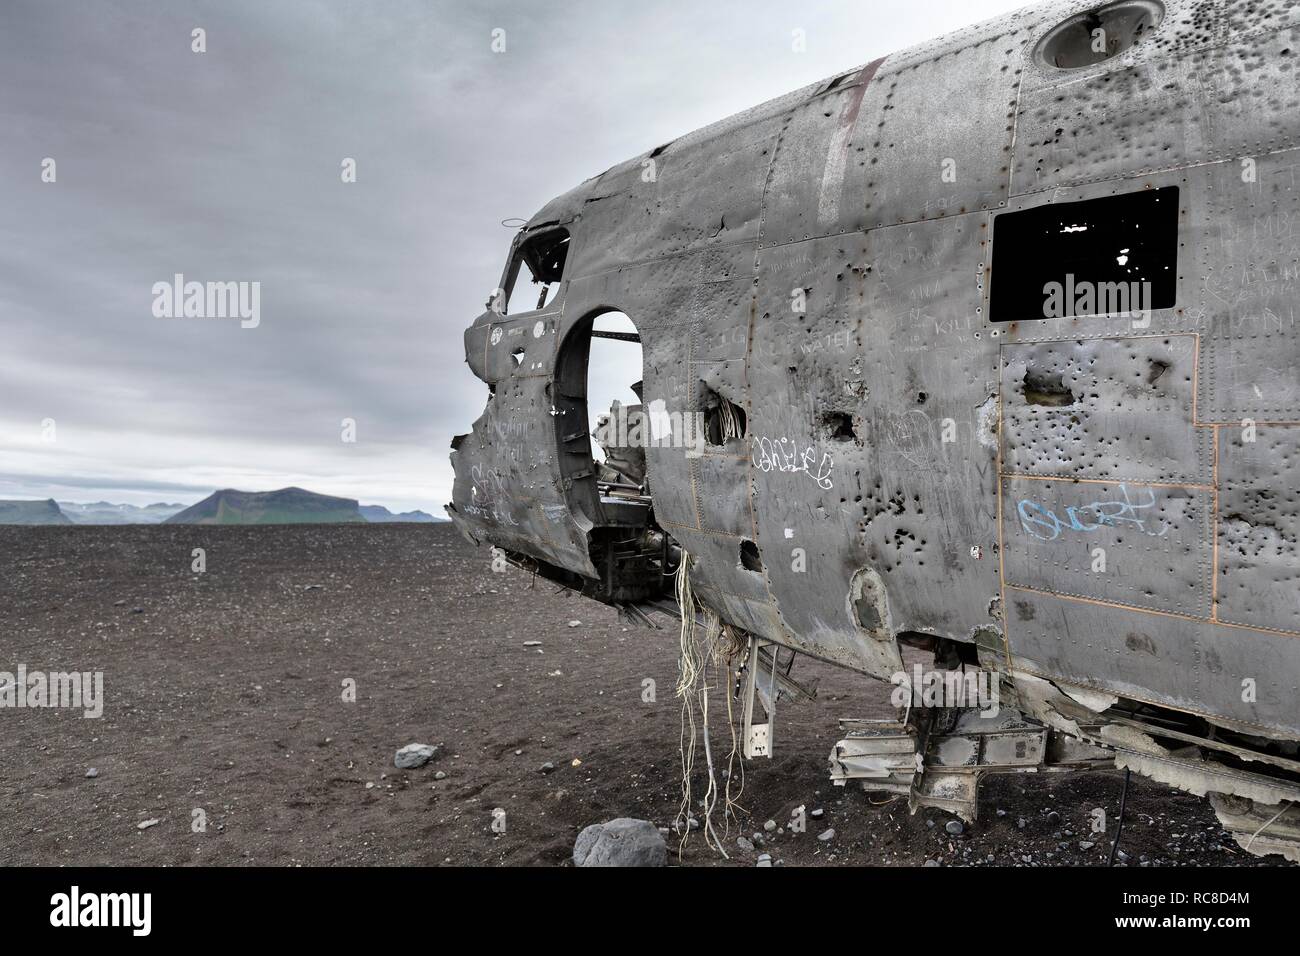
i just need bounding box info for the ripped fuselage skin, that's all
[450,0,1300,861]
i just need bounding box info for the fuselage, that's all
[451,0,1300,750]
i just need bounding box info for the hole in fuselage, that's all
[587,312,645,484]
[551,310,678,605]
[701,384,747,446]
[1023,368,1077,407]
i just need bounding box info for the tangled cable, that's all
[674,552,748,858]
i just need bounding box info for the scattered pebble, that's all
[817,828,835,842]
[394,743,439,769]
[137,819,159,830]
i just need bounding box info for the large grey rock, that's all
[573,818,666,867]
[394,743,438,769]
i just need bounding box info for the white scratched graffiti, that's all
[751,436,834,490]
[467,464,520,526]
[1017,483,1170,542]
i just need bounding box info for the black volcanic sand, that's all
[0,524,1288,867]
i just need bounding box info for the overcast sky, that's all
[0,0,1026,515]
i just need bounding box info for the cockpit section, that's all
[452,225,681,617]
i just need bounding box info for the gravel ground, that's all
[0,523,1289,867]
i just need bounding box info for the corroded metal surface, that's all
[451,0,1300,853]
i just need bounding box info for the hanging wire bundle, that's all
[716,397,742,443]
[673,552,748,858]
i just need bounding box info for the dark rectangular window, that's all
[989,186,1178,323]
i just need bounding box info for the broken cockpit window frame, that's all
[497,227,570,315]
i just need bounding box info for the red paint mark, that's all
[839,56,887,132]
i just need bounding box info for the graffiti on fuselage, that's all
[1016,483,1171,542]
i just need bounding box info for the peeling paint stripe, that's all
[817,57,886,227]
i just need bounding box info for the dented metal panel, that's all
[450,0,1300,859]
[1007,588,1300,737]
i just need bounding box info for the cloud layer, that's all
[0,0,1025,512]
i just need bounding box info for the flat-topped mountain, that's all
[165,487,366,525]
[0,499,74,525]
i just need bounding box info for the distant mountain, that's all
[59,501,186,525]
[360,504,444,523]
[165,487,366,525]
[0,498,74,525]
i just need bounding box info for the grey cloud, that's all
[0,0,1025,512]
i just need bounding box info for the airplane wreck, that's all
[450,0,1300,861]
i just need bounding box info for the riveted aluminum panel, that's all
[1216,425,1300,634]
[1197,149,1300,421]
[1006,588,1300,738]
[694,446,754,538]
[1014,11,1300,195]
[757,66,883,245]
[1001,335,1212,484]
[853,39,1026,229]
[882,1,1058,73]
[563,114,787,280]
[744,223,1000,674]
[449,370,598,577]
[672,527,770,608]
[481,312,560,384]
[1002,475,1213,616]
